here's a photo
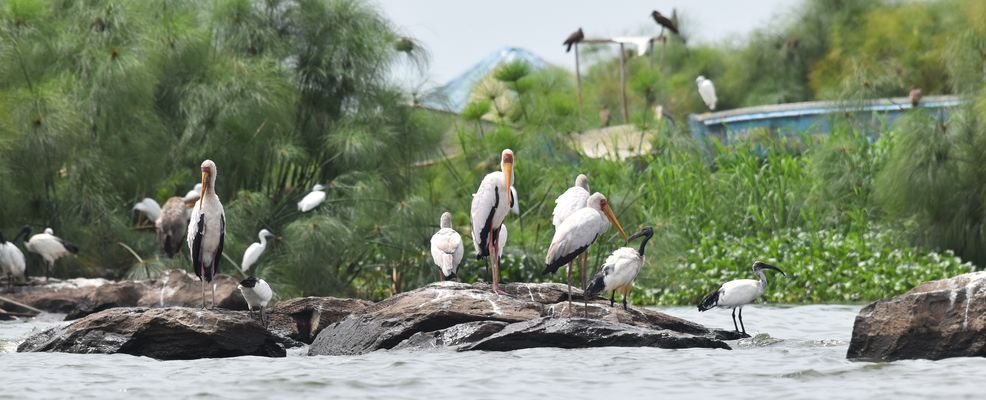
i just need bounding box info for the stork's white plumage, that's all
[470,149,514,294]
[298,184,327,212]
[156,197,188,258]
[698,261,786,334]
[544,192,627,310]
[22,226,78,281]
[188,159,226,308]
[430,212,464,280]
[133,198,162,223]
[552,174,590,226]
[241,229,275,274]
[696,75,717,110]
[585,227,654,310]
[0,230,27,289]
[509,186,519,215]
[238,276,273,327]
[497,223,507,259]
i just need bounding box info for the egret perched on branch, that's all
[471,149,514,294]
[156,197,188,258]
[182,183,202,206]
[696,75,717,110]
[188,160,226,309]
[0,230,27,289]
[133,198,161,224]
[241,229,275,274]
[238,276,272,327]
[551,174,591,289]
[430,212,463,281]
[298,184,327,212]
[585,226,654,311]
[698,261,786,334]
[563,28,584,53]
[544,192,627,311]
[21,226,78,281]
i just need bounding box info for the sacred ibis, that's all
[238,276,273,327]
[0,230,27,289]
[241,229,275,274]
[430,212,464,281]
[156,197,188,258]
[298,184,327,212]
[21,226,78,281]
[188,160,226,308]
[696,76,717,110]
[585,226,654,311]
[471,149,514,294]
[698,261,786,334]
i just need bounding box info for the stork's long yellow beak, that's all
[602,204,628,242]
[199,171,209,205]
[503,161,513,207]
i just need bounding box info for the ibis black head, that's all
[753,261,785,276]
[240,276,258,288]
[628,226,654,242]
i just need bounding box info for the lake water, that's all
[2,305,984,399]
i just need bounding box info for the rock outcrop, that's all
[267,296,373,344]
[17,307,285,360]
[847,271,986,361]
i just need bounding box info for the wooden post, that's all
[575,43,583,113]
[659,36,666,69]
[619,43,629,123]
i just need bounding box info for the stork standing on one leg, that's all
[698,261,786,334]
[188,160,226,309]
[585,226,654,311]
[544,192,627,314]
[470,149,514,294]
[551,174,591,293]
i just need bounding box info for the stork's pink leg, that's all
[488,231,503,295]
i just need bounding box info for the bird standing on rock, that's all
[238,276,272,327]
[22,226,78,281]
[430,212,463,281]
[698,261,786,334]
[188,160,226,309]
[0,230,27,289]
[585,226,654,311]
[157,197,189,258]
[471,149,514,294]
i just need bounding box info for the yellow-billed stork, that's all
[430,212,464,281]
[187,160,226,308]
[585,226,654,310]
[698,261,786,334]
[470,149,513,294]
[21,226,78,281]
[551,174,591,291]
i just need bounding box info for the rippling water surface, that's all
[2,305,984,399]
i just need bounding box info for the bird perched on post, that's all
[471,149,514,294]
[22,227,78,282]
[563,28,584,53]
[238,276,273,327]
[0,230,27,289]
[909,86,923,108]
[698,261,786,334]
[241,229,275,274]
[650,10,679,35]
[585,226,654,311]
[696,76,717,111]
[430,212,464,281]
[156,197,188,258]
[298,184,327,212]
[188,160,226,309]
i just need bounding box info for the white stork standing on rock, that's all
[21,226,78,281]
[698,261,786,334]
[430,212,464,281]
[188,160,226,309]
[544,192,627,312]
[585,226,654,311]
[471,149,514,294]
[0,230,27,289]
[552,174,591,290]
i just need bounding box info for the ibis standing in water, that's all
[696,75,717,111]
[471,149,514,294]
[238,276,273,327]
[430,212,464,281]
[22,227,78,281]
[0,230,27,289]
[585,226,654,311]
[188,160,226,309]
[297,184,327,212]
[241,229,275,274]
[698,261,786,334]
[156,197,189,258]
[551,174,591,290]
[544,192,627,311]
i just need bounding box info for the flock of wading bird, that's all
[0,155,784,333]
[431,149,786,334]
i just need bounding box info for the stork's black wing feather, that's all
[211,213,225,282]
[475,187,499,260]
[542,239,593,275]
[192,213,205,279]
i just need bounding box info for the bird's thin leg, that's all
[45,261,51,282]
[610,290,615,307]
[201,279,206,309]
[623,287,629,311]
[580,251,588,290]
[739,307,746,334]
[488,232,503,295]
[566,261,573,316]
[211,282,216,309]
[731,307,739,332]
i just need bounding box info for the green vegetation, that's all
[1,0,985,306]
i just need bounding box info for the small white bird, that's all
[585,227,654,310]
[509,186,519,215]
[22,226,79,281]
[696,75,717,110]
[156,197,189,258]
[241,229,275,274]
[133,198,162,224]
[698,261,786,334]
[0,230,27,289]
[238,276,273,327]
[430,212,464,280]
[188,160,226,308]
[182,183,203,206]
[298,184,327,212]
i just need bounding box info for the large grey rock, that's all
[267,296,373,344]
[17,307,285,360]
[462,317,731,351]
[391,321,510,351]
[847,271,986,361]
[547,300,747,341]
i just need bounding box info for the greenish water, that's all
[2,305,983,399]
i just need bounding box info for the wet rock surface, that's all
[847,271,986,361]
[267,296,373,344]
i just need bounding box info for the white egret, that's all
[297,184,327,212]
[21,226,78,281]
[470,149,514,294]
[544,192,627,310]
[133,198,161,224]
[551,174,591,290]
[238,276,273,327]
[156,197,188,258]
[0,230,27,289]
[182,183,203,206]
[696,75,717,110]
[430,212,464,281]
[241,229,275,274]
[188,160,226,309]
[585,227,654,310]
[698,261,786,334]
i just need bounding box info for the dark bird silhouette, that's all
[563,28,584,53]
[651,10,679,35]
[909,86,923,108]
